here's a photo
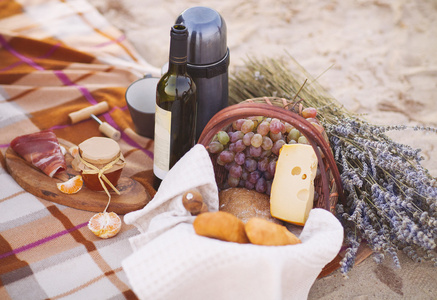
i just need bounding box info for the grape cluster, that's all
[208,107,322,195]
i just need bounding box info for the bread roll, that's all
[245,217,301,246]
[193,211,249,244]
[219,188,283,224]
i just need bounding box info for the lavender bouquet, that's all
[229,55,437,274]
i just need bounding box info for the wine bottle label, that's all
[153,104,171,180]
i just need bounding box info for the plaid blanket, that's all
[0,0,161,299]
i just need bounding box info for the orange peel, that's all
[57,175,83,194]
[68,145,79,158]
[88,212,122,239]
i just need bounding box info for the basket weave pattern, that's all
[197,97,344,213]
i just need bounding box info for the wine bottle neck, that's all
[168,60,187,74]
[168,25,188,74]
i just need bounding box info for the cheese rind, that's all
[270,144,318,225]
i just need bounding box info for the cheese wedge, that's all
[270,144,318,226]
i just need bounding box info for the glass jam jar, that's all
[74,137,125,192]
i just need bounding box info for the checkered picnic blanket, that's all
[0,0,161,299]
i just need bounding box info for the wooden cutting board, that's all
[5,139,150,215]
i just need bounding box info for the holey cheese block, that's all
[270,144,318,226]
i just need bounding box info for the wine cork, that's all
[99,122,121,140]
[124,128,151,148]
[69,102,109,124]
[112,107,152,147]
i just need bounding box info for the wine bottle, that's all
[153,24,197,183]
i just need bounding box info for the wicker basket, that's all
[197,97,344,213]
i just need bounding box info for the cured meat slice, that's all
[10,130,67,177]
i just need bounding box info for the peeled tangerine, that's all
[57,175,83,194]
[88,212,122,239]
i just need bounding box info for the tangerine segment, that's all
[88,212,122,239]
[57,175,83,194]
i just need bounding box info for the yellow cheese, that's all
[270,144,318,226]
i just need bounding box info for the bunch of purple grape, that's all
[208,107,322,195]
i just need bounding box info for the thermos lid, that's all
[175,6,227,65]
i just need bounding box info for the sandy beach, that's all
[88,0,437,298]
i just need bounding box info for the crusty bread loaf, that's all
[219,188,283,225]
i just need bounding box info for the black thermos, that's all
[175,6,230,140]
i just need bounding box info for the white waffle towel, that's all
[122,144,343,300]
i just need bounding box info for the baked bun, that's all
[219,188,283,225]
[245,217,301,246]
[193,211,249,244]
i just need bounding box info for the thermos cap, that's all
[175,6,227,65]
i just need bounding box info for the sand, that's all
[88,0,437,298]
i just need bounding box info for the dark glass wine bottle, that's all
[153,24,197,183]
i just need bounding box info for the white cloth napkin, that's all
[122,144,344,300]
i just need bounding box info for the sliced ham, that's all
[10,130,67,177]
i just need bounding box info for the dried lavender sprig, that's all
[229,55,437,274]
[323,112,437,273]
